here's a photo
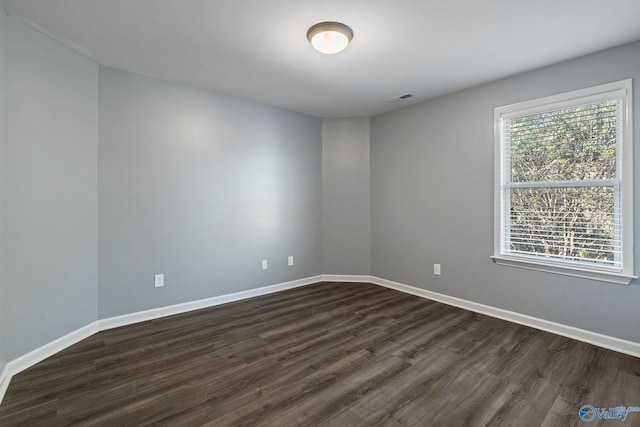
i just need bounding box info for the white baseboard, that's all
[2,273,639,406]
[0,321,100,404]
[370,276,640,358]
[321,274,371,283]
[100,275,323,331]
[0,364,9,406]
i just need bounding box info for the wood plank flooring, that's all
[1,282,639,426]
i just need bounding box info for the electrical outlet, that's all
[262,260,268,270]
[433,264,441,276]
[154,274,164,287]
[288,256,294,266]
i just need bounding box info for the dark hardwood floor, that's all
[1,282,639,426]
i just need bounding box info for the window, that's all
[493,80,635,285]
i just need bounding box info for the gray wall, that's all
[0,8,7,370]
[371,41,640,343]
[98,67,322,318]
[4,19,99,360]
[322,119,370,275]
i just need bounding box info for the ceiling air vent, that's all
[385,93,414,103]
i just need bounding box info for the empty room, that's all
[0,1,640,426]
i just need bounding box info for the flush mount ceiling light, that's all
[306,21,353,54]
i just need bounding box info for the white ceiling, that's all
[3,0,640,118]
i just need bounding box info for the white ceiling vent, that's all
[385,93,414,103]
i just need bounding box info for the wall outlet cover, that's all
[154,274,164,287]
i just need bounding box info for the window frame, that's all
[492,79,636,285]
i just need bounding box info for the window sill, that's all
[490,256,637,285]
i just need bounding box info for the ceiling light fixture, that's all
[307,22,353,55]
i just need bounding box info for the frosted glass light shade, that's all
[307,22,353,54]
